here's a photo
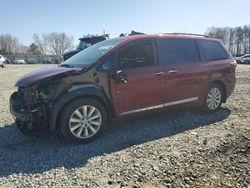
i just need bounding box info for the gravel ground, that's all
[0,64,249,188]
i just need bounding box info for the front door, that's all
[110,39,166,116]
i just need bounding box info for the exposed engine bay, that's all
[10,82,58,133]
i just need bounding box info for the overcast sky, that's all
[1,0,250,45]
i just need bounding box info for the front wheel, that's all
[245,60,250,64]
[203,84,223,112]
[59,98,108,143]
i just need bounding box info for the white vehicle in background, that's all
[27,57,37,64]
[43,57,53,64]
[235,54,250,64]
[13,58,26,64]
[0,55,6,68]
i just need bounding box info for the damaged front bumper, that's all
[10,90,48,133]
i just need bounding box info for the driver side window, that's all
[119,42,155,69]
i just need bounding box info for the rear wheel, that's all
[245,60,250,64]
[203,84,223,112]
[59,98,108,143]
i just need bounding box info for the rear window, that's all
[157,39,200,64]
[198,40,228,61]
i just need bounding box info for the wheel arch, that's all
[245,60,250,64]
[209,80,227,103]
[49,84,113,132]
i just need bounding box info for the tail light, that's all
[230,60,237,72]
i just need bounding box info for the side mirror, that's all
[113,70,128,83]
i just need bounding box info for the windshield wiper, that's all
[59,64,73,68]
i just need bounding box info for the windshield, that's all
[62,38,126,68]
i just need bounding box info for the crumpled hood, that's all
[15,66,76,87]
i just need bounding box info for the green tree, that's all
[28,43,41,55]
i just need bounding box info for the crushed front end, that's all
[10,85,53,133]
[9,66,82,134]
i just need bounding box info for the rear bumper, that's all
[225,73,236,99]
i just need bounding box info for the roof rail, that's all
[162,33,211,38]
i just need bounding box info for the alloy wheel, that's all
[69,105,102,139]
[206,88,222,110]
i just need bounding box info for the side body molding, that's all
[49,84,111,132]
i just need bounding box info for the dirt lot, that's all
[0,64,249,188]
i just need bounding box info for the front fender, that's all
[49,84,111,132]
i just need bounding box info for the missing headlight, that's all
[38,82,58,100]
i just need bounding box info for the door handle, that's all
[167,70,178,74]
[152,71,165,76]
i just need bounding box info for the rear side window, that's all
[198,40,228,61]
[157,39,200,64]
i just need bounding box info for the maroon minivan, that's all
[10,33,236,143]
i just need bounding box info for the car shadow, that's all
[0,107,231,177]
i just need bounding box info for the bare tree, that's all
[247,27,250,53]
[228,28,235,53]
[205,27,230,47]
[243,26,249,54]
[235,27,244,55]
[32,33,48,55]
[0,34,20,54]
[15,44,28,54]
[32,32,73,55]
[205,25,250,55]
[45,32,74,55]
[243,25,250,54]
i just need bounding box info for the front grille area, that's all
[10,90,24,112]
[10,90,49,130]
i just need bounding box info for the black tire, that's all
[59,98,108,143]
[1,62,5,68]
[245,60,250,64]
[203,83,223,112]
